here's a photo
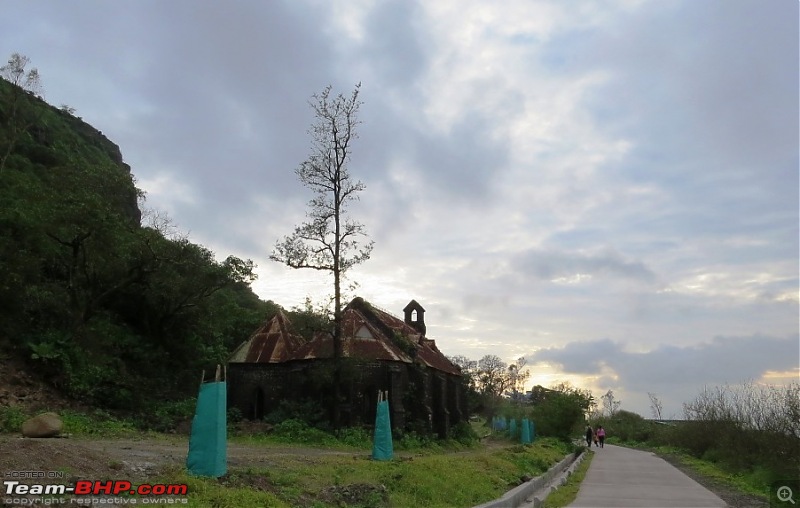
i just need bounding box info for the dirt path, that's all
[0,434,359,481]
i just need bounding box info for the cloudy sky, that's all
[3,0,797,417]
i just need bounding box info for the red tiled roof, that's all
[417,338,461,376]
[228,310,306,363]
[229,298,461,376]
[292,300,413,363]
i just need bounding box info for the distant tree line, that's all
[448,354,595,442]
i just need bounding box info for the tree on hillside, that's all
[271,83,373,427]
[0,52,43,173]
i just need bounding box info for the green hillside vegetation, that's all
[0,70,282,420]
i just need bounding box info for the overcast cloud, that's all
[3,0,797,416]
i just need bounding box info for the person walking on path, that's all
[596,425,606,448]
[585,425,594,447]
[568,444,726,507]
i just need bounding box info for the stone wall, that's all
[227,359,464,435]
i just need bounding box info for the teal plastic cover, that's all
[186,381,227,477]
[372,400,394,461]
[520,418,531,444]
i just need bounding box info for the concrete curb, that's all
[474,448,589,508]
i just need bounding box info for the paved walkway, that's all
[568,444,727,507]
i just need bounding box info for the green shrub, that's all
[451,421,479,445]
[135,398,197,432]
[227,406,243,424]
[60,409,136,436]
[531,392,585,442]
[0,406,27,433]
[336,426,372,448]
[271,418,337,445]
[602,410,657,443]
[396,430,436,450]
[67,363,137,409]
[265,399,329,430]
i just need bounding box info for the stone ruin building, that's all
[227,297,466,437]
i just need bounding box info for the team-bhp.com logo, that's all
[4,479,188,504]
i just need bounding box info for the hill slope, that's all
[0,73,275,414]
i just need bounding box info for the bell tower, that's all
[403,299,426,336]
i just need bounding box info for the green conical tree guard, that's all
[187,376,227,477]
[372,394,393,461]
[520,418,531,444]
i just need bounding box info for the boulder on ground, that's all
[22,412,63,438]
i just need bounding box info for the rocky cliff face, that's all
[62,109,142,225]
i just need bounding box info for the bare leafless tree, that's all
[0,52,44,173]
[507,357,530,402]
[648,392,663,420]
[683,381,800,438]
[601,389,621,417]
[271,83,373,427]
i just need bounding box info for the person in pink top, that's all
[596,425,606,447]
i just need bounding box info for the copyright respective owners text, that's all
[2,497,189,505]
[3,470,189,505]
[772,480,800,507]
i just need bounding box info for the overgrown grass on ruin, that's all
[157,437,573,507]
[230,418,483,454]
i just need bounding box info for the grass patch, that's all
[157,437,572,507]
[541,450,594,508]
[60,409,139,437]
[0,406,27,433]
[0,407,141,437]
[230,419,481,454]
[159,466,291,508]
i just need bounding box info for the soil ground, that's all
[0,434,357,482]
